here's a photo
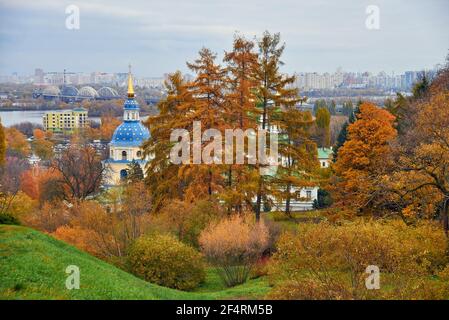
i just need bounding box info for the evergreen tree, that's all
[333,104,359,162]
[126,160,144,183]
[313,188,333,209]
[342,100,354,117]
[412,73,429,99]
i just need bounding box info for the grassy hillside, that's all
[0,225,270,300]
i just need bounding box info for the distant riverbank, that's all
[0,109,101,127]
[0,109,151,127]
[0,104,69,111]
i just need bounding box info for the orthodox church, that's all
[103,68,150,186]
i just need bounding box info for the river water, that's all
[0,110,101,127]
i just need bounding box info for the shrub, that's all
[199,214,269,287]
[268,219,449,300]
[261,215,282,255]
[0,213,20,225]
[250,256,270,279]
[149,199,221,247]
[52,225,102,258]
[128,234,205,291]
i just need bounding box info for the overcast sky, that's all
[0,0,448,77]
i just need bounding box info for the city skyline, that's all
[0,0,448,77]
[1,67,433,92]
[0,65,440,78]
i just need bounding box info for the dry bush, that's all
[128,234,205,290]
[250,256,270,279]
[22,201,72,233]
[24,182,153,263]
[52,225,102,257]
[199,214,269,287]
[267,279,353,300]
[68,199,152,260]
[268,219,449,300]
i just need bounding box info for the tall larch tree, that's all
[253,31,298,221]
[221,35,260,213]
[142,71,193,211]
[182,47,227,201]
[275,109,318,216]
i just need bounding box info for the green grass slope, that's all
[0,225,270,300]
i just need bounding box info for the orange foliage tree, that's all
[333,102,397,215]
[20,167,64,205]
[5,127,30,157]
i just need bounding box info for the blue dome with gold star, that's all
[111,121,150,147]
[110,70,150,147]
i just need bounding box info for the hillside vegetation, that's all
[0,225,269,300]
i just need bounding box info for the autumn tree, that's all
[87,116,121,141]
[5,127,30,158]
[253,31,298,221]
[333,102,397,214]
[68,184,152,259]
[33,128,45,140]
[221,35,259,213]
[275,109,318,216]
[145,49,228,206]
[181,47,227,200]
[31,128,54,160]
[52,144,104,200]
[143,72,193,211]
[19,168,40,200]
[20,167,64,206]
[116,181,152,250]
[0,157,29,215]
[391,91,449,234]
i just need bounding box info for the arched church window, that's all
[137,150,142,158]
[122,150,127,160]
[120,169,128,180]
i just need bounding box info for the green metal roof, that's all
[317,147,333,159]
[72,107,87,112]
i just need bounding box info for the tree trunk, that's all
[255,178,262,222]
[285,183,292,217]
[443,198,449,237]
